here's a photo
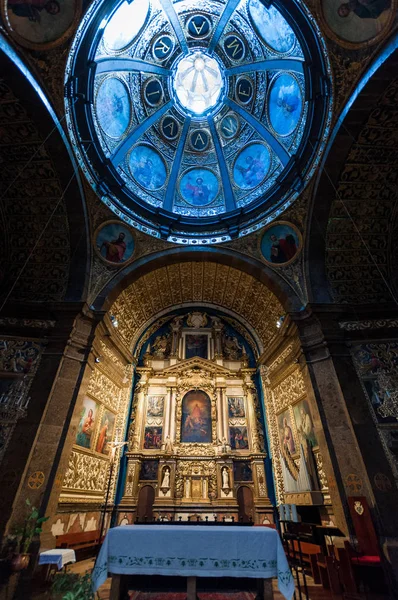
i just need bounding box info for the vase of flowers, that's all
[9,498,49,572]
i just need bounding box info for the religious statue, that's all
[218,437,230,455]
[221,467,230,489]
[164,435,174,454]
[223,335,242,360]
[161,467,170,489]
[210,316,223,329]
[187,312,208,328]
[152,334,170,358]
[185,477,191,498]
[171,315,184,331]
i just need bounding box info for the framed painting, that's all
[233,461,253,481]
[140,460,159,480]
[75,396,99,450]
[228,397,245,418]
[94,220,135,267]
[277,409,296,455]
[319,0,395,48]
[143,427,162,449]
[293,400,317,447]
[147,396,164,418]
[95,410,116,455]
[229,426,249,450]
[185,334,208,359]
[179,168,219,206]
[181,390,212,443]
[260,221,302,267]
[2,0,81,50]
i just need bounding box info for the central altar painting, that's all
[181,390,212,443]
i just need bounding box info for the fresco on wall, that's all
[185,334,208,359]
[268,74,303,137]
[260,222,301,266]
[233,144,271,190]
[96,410,116,455]
[147,396,164,418]
[96,78,131,139]
[321,0,392,44]
[233,461,253,481]
[229,426,249,450]
[140,460,159,480]
[144,427,162,449]
[181,391,212,443]
[293,400,317,447]
[95,221,135,265]
[277,409,296,455]
[179,169,218,206]
[102,0,149,51]
[129,145,167,190]
[75,397,98,449]
[0,339,42,374]
[228,397,246,418]
[248,0,296,53]
[5,0,78,47]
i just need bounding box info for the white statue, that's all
[164,435,174,454]
[185,477,191,498]
[222,467,229,489]
[161,467,170,489]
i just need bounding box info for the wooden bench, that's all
[285,539,322,584]
[55,530,102,559]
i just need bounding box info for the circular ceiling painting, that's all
[66,0,332,243]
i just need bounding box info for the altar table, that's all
[92,525,295,600]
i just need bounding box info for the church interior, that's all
[0,0,397,597]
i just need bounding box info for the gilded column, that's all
[169,387,177,442]
[216,387,223,441]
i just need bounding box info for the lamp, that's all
[110,314,118,328]
[276,315,285,329]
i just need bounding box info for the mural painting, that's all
[233,461,253,481]
[321,0,392,44]
[147,396,164,418]
[0,339,42,374]
[248,0,296,53]
[129,145,167,190]
[185,334,208,359]
[228,397,246,418]
[75,397,99,450]
[277,410,296,456]
[293,400,317,447]
[179,169,218,206]
[144,427,163,449]
[102,0,149,51]
[95,221,135,265]
[96,78,131,139]
[96,410,116,455]
[229,426,249,450]
[181,391,212,443]
[260,222,301,266]
[233,143,271,190]
[4,0,80,48]
[268,74,303,136]
[140,460,159,480]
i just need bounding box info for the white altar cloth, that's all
[39,548,76,570]
[92,525,294,600]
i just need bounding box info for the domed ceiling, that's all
[66,0,332,243]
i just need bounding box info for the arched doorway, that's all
[237,486,254,523]
[137,485,155,521]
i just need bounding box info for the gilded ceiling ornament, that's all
[187,312,208,328]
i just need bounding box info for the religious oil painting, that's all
[102,0,149,51]
[233,143,271,190]
[321,0,392,44]
[5,0,80,49]
[260,222,301,266]
[144,426,163,449]
[293,400,317,447]
[96,410,116,455]
[129,145,167,190]
[179,168,219,206]
[140,460,159,481]
[248,0,296,53]
[181,390,212,443]
[233,461,253,481]
[147,396,164,418]
[185,334,208,360]
[75,397,98,450]
[268,74,303,137]
[229,426,249,450]
[277,409,296,456]
[228,397,246,418]
[95,221,135,266]
[95,77,131,139]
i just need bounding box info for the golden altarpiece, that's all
[120,312,272,523]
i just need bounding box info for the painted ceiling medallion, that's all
[66,0,332,243]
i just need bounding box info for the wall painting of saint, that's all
[229,426,249,450]
[75,396,98,450]
[277,409,296,456]
[181,390,212,443]
[233,461,253,481]
[140,460,159,480]
[293,400,317,447]
[95,220,135,266]
[147,396,164,418]
[96,410,116,455]
[143,427,163,449]
[260,221,301,267]
[228,397,245,418]
[185,334,208,359]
